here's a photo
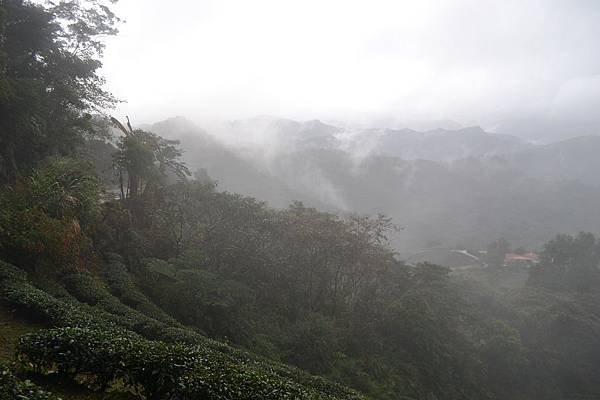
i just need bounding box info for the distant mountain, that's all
[148,117,330,209]
[146,116,600,253]
[212,117,531,163]
[216,116,342,157]
[368,126,530,162]
[487,116,600,143]
[337,116,463,131]
[484,135,600,186]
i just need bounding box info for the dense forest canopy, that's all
[1,2,600,400]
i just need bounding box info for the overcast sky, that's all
[101,0,600,137]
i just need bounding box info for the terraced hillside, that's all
[0,260,365,400]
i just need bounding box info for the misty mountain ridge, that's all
[150,116,600,252]
[153,115,598,178]
[357,125,530,162]
[147,116,331,210]
[189,116,531,162]
[487,115,600,143]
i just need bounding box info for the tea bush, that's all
[18,327,365,400]
[103,254,180,326]
[0,260,199,342]
[1,260,364,399]
[0,363,60,400]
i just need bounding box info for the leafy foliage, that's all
[0,157,101,271]
[4,143,600,400]
[0,0,119,182]
[112,124,191,200]
[2,2,600,399]
[528,232,600,291]
[0,363,60,400]
[18,327,365,400]
[0,259,365,400]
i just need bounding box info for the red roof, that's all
[504,252,539,263]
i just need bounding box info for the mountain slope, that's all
[484,134,600,186]
[370,126,530,161]
[156,116,600,252]
[149,117,329,209]
[0,259,365,400]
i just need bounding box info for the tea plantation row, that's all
[0,260,365,399]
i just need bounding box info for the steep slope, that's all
[255,147,600,252]
[141,116,600,253]
[148,117,327,209]
[484,134,600,186]
[0,260,366,400]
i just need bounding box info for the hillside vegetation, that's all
[2,2,600,400]
[153,116,600,252]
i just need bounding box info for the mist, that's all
[5,2,600,399]
[101,0,600,255]
[103,0,600,141]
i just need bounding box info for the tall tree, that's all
[111,117,190,200]
[528,232,600,291]
[0,0,119,182]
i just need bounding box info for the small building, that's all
[504,252,539,268]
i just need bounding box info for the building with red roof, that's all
[504,252,540,267]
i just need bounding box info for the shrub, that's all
[1,260,364,399]
[0,260,108,328]
[103,255,181,326]
[18,327,365,400]
[0,363,60,400]
[0,158,101,271]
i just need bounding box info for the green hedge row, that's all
[0,260,198,342]
[62,271,200,343]
[42,264,361,398]
[0,261,108,329]
[103,254,181,326]
[0,363,60,400]
[18,327,364,400]
[0,260,364,399]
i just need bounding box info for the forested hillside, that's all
[153,117,600,252]
[2,2,600,400]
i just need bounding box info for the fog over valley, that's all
[3,1,600,400]
[100,0,600,254]
[143,115,600,255]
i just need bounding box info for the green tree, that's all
[0,157,101,271]
[111,118,190,200]
[528,232,600,291]
[0,0,119,182]
[480,320,527,396]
